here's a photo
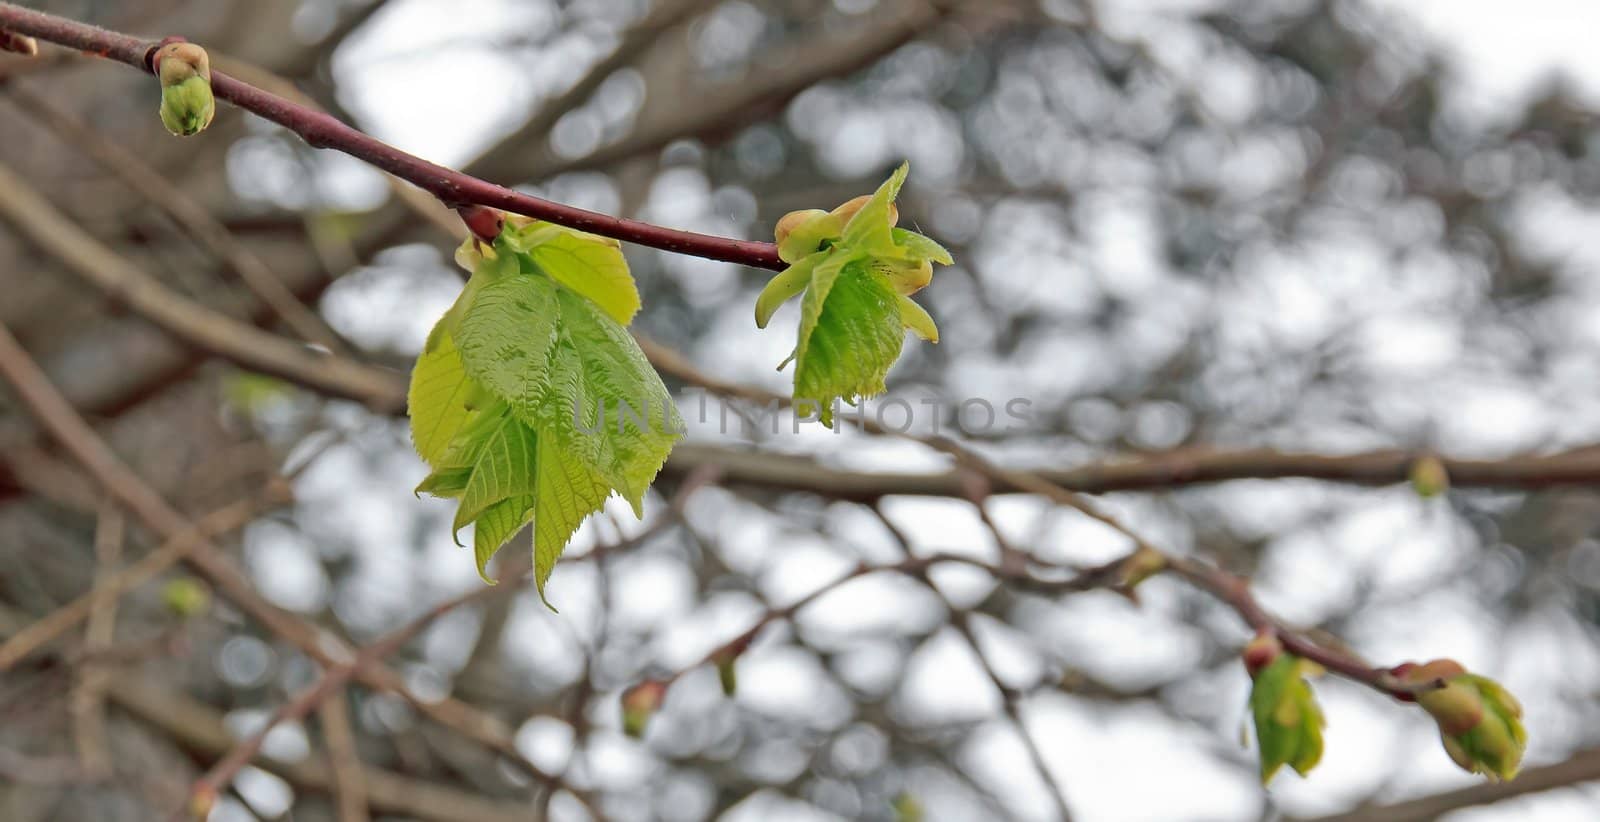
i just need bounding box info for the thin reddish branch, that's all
[0,2,786,271]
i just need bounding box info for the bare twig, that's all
[1296,747,1600,822]
[206,52,465,241]
[928,439,1435,700]
[107,671,537,822]
[0,159,405,409]
[0,2,786,270]
[950,610,1076,822]
[186,581,522,817]
[0,490,288,671]
[5,82,351,352]
[0,320,584,805]
[69,500,123,778]
[320,693,370,822]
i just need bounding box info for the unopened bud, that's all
[1409,454,1450,498]
[775,209,827,249]
[0,30,38,57]
[1242,631,1283,678]
[1398,659,1525,781]
[891,792,924,822]
[773,208,840,264]
[162,577,211,618]
[830,194,898,230]
[154,42,215,137]
[621,680,667,738]
[457,205,504,244]
[715,654,738,697]
[188,785,217,819]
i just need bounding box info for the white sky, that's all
[1371,0,1600,117]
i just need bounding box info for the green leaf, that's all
[753,164,947,425]
[793,259,906,426]
[414,465,471,498]
[455,275,561,424]
[890,227,954,266]
[897,294,939,343]
[545,288,682,514]
[408,330,480,465]
[411,222,680,599]
[1249,655,1326,783]
[530,432,612,595]
[755,251,824,328]
[472,495,534,584]
[451,411,538,537]
[506,222,641,325]
[840,162,907,250]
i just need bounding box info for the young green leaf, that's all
[793,258,906,426]
[449,411,538,537]
[544,288,683,513]
[455,273,561,424]
[1397,659,1526,781]
[753,163,949,425]
[1246,637,1326,783]
[503,220,640,325]
[410,220,680,599]
[408,330,478,466]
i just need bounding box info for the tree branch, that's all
[0,159,406,409]
[0,320,584,804]
[320,693,370,822]
[188,579,524,816]
[661,441,1600,499]
[1297,747,1600,822]
[0,2,785,270]
[0,489,289,671]
[106,671,539,822]
[4,81,351,353]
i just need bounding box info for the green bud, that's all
[1409,455,1450,498]
[1117,545,1169,593]
[772,195,901,264]
[716,655,737,697]
[891,792,924,822]
[830,194,898,234]
[1399,659,1525,781]
[161,577,210,618]
[154,42,215,137]
[1247,649,1326,783]
[620,680,666,739]
[774,208,842,264]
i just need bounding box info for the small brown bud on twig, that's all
[1242,630,1283,677]
[0,29,38,57]
[621,679,667,738]
[457,205,505,244]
